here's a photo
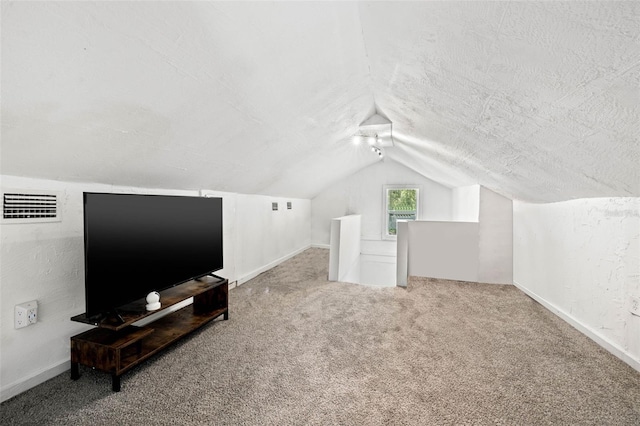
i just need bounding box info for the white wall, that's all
[311,159,453,253]
[397,185,512,285]
[478,187,513,284]
[452,185,480,221]
[513,197,640,372]
[0,175,311,401]
[235,195,311,284]
[408,221,480,282]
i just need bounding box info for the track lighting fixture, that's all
[371,146,383,158]
[352,110,392,159]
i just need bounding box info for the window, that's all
[383,185,419,239]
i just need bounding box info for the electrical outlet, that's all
[15,300,38,329]
[630,296,640,317]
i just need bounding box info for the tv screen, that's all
[83,192,223,319]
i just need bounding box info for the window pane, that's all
[387,189,417,236]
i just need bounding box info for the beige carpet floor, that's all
[2,248,639,425]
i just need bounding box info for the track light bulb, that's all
[370,145,384,159]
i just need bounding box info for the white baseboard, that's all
[311,243,330,250]
[513,281,640,374]
[237,244,311,285]
[1,359,69,403]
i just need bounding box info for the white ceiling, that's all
[2,1,638,202]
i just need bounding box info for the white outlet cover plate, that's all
[15,300,38,329]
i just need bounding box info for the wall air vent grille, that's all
[2,191,61,223]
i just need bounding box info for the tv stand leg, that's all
[112,374,121,392]
[224,311,229,320]
[70,362,79,380]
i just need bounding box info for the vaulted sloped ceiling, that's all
[361,1,640,202]
[2,1,638,202]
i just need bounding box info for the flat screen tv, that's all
[83,192,223,319]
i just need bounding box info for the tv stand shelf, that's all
[70,275,228,391]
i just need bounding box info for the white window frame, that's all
[382,185,420,241]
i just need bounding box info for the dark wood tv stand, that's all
[70,275,228,391]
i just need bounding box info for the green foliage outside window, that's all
[387,189,417,210]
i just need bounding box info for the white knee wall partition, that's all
[396,220,409,287]
[328,215,361,282]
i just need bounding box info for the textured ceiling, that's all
[362,1,640,202]
[2,1,638,202]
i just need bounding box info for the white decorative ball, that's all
[146,291,160,304]
[145,291,161,311]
